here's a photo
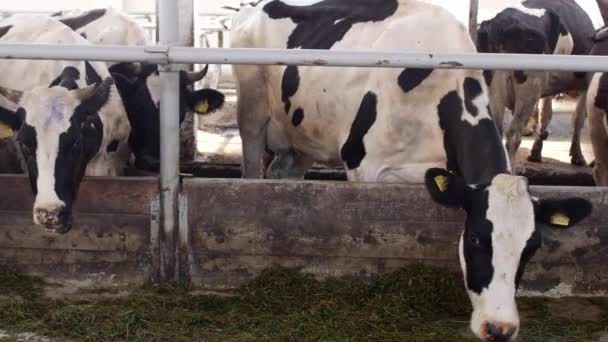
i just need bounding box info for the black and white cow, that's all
[231,1,593,340]
[51,8,226,171]
[478,0,595,165]
[0,15,131,233]
[586,26,608,186]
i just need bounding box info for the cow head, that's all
[109,63,225,171]
[425,168,592,341]
[0,78,112,233]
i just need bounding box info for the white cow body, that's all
[54,8,149,46]
[232,0,501,183]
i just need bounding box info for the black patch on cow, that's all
[49,66,80,90]
[341,91,377,170]
[515,229,541,288]
[58,9,107,31]
[281,66,299,114]
[520,0,594,55]
[106,139,119,153]
[85,61,103,86]
[437,89,508,185]
[0,25,13,39]
[398,68,433,93]
[266,0,398,117]
[292,107,304,127]
[54,114,103,205]
[514,70,527,84]
[109,62,141,78]
[264,0,398,50]
[53,80,110,206]
[80,32,87,39]
[462,188,495,294]
[463,77,483,116]
[595,73,608,109]
[16,123,38,193]
[546,11,563,54]
[50,11,64,17]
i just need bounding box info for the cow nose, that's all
[34,206,72,232]
[484,322,517,341]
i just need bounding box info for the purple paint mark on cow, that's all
[44,99,65,129]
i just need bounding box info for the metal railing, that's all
[1,44,608,72]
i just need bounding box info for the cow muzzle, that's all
[480,321,518,342]
[33,206,72,234]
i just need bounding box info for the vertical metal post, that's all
[158,0,181,282]
[178,0,198,163]
[469,0,479,43]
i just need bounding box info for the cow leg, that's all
[589,107,608,185]
[265,150,314,179]
[570,93,588,166]
[488,76,507,136]
[234,66,270,178]
[505,96,538,165]
[528,97,553,162]
[523,101,540,137]
[588,74,608,185]
[238,101,269,178]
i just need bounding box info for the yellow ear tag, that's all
[550,213,570,227]
[0,122,14,139]
[194,100,209,114]
[434,175,449,192]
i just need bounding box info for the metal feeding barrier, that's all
[0,0,607,285]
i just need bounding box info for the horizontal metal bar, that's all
[2,43,608,73]
[0,43,160,63]
[170,47,608,72]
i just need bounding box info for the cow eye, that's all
[469,233,480,246]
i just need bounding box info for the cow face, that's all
[0,79,112,233]
[110,63,225,171]
[425,168,592,341]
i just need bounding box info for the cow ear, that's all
[0,93,25,137]
[533,197,592,228]
[0,86,23,104]
[187,89,225,115]
[73,77,114,119]
[0,106,25,138]
[424,168,469,208]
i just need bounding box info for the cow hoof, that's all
[541,130,550,140]
[527,153,542,163]
[571,156,587,167]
